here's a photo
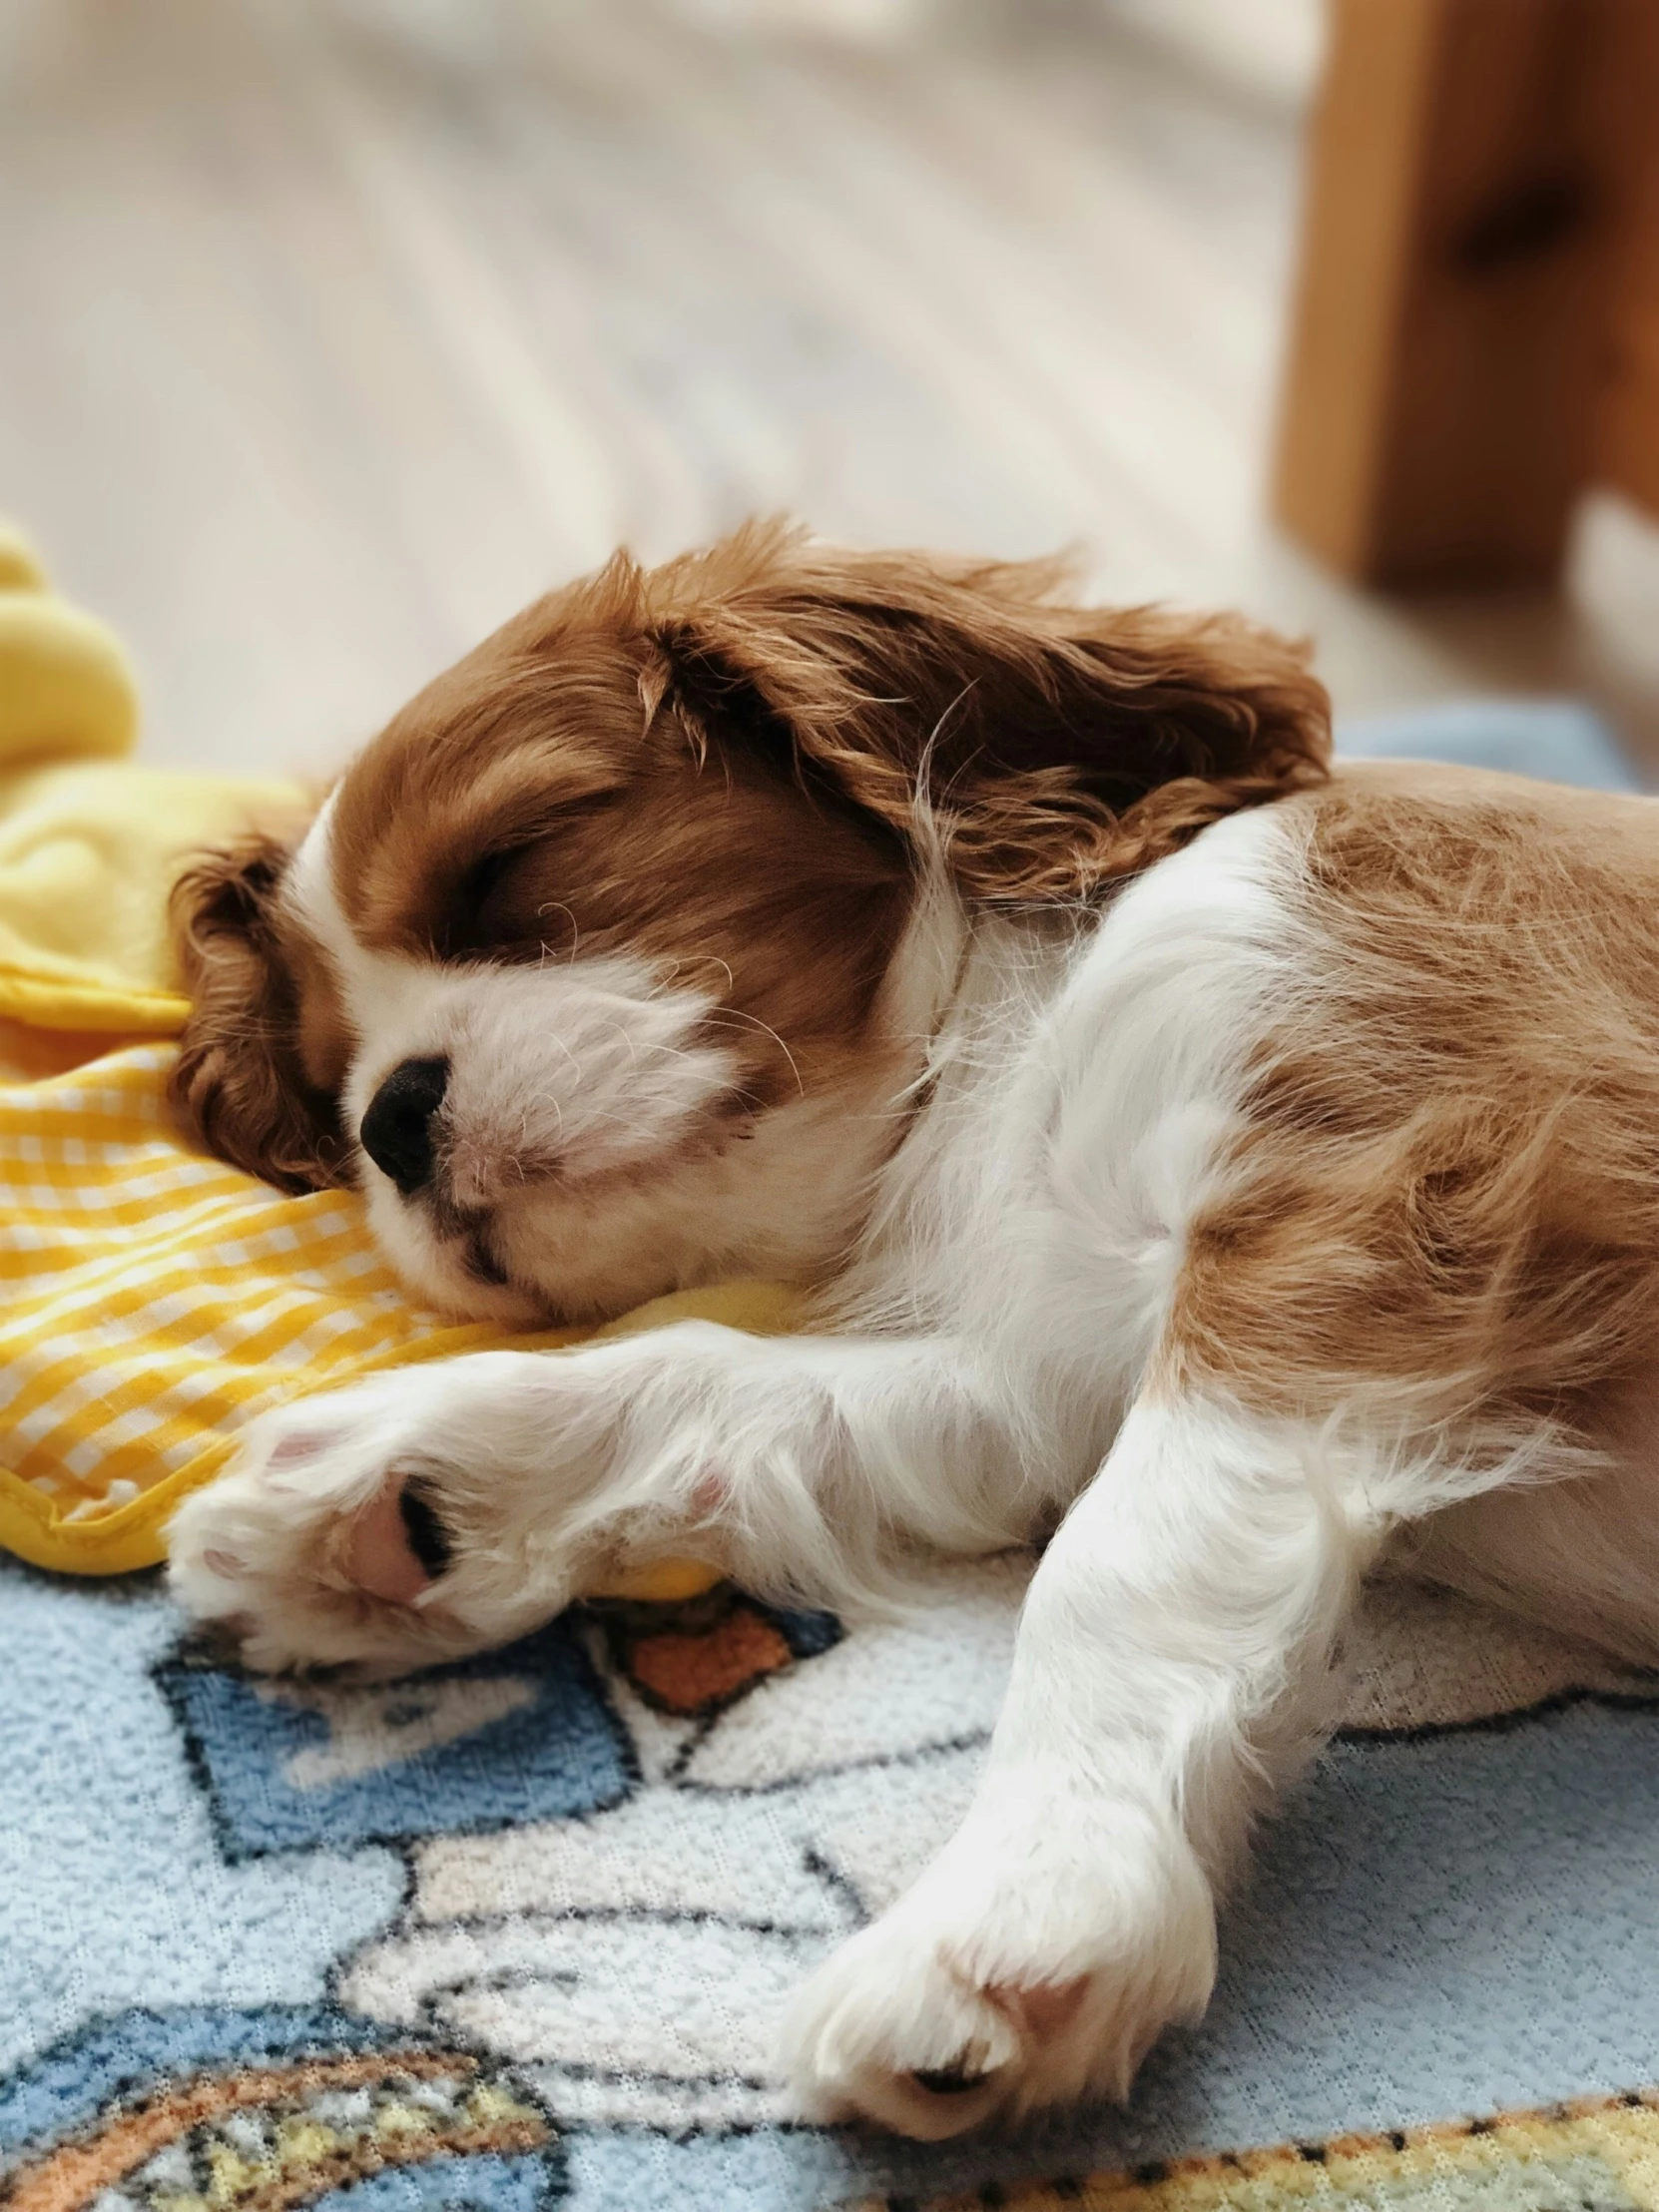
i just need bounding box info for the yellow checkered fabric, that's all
[0,1037,795,1579]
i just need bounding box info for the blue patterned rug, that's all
[5,701,1657,2212]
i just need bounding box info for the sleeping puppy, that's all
[165,521,1659,2138]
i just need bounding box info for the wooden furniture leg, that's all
[1273,0,1656,587]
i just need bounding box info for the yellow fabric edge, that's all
[0,1338,576,1575]
[0,968,191,1032]
[3,1280,805,1579]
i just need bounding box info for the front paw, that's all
[166,1355,590,1676]
[779,1793,1215,2139]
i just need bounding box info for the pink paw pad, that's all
[344,1480,439,1607]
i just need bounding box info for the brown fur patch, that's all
[328,577,912,1119]
[168,838,350,1193]
[1172,763,1659,1440]
[639,521,1331,905]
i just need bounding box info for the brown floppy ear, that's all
[168,835,347,1194]
[646,522,1331,903]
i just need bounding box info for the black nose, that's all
[359,1057,449,1194]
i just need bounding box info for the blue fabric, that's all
[0,1565,400,2085]
[9,1525,1659,2205]
[0,2004,402,2162]
[579,1705,1659,2210]
[158,1617,633,1859]
[1336,698,1643,793]
[309,2153,558,2212]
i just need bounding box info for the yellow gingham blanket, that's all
[0,1033,794,1579]
[0,528,790,1582]
[0,1037,555,1571]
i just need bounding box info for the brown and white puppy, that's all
[168,521,1323,1325]
[164,521,1659,2138]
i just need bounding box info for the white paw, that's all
[779,1792,1216,2139]
[166,1354,604,1675]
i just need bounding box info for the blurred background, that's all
[1,0,1656,778]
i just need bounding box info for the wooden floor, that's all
[2,0,1657,777]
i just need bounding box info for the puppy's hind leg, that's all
[1404,1444,1659,1668]
[780,1388,1376,2139]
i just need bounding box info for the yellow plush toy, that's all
[0,524,308,1036]
[0,529,783,1592]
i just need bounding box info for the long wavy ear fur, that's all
[645,521,1331,903]
[168,836,346,1194]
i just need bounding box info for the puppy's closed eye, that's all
[437,843,583,963]
[438,846,525,959]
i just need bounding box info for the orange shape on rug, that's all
[624,1606,794,1714]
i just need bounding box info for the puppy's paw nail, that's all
[910,2060,990,2095]
[990,1975,1090,2039]
[263,1430,340,1491]
[269,1429,331,1465]
[203,1548,245,1579]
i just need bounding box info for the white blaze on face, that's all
[410,957,733,1202]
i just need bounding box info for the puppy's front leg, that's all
[782,1389,1368,2138]
[167,1323,1026,1675]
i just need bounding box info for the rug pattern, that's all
[857,2092,1659,2209]
[5,1547,1659,2212]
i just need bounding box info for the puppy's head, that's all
[171,522,1330,1322]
